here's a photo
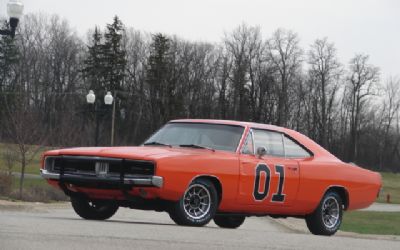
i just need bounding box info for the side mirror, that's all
[256,146,267,158]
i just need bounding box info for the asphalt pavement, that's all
[0,202,399,250]
[361,203,400,212]
[11,172,42,180]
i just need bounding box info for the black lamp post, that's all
[0,0,24,38]
[86,90,115,146]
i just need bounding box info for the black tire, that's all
[305,191,343,236]
[169,179,218,226]
[213,215,245,229]
[71,196,119,220]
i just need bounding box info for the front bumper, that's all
[40,169,164,188]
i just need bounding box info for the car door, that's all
[237,129,300,206]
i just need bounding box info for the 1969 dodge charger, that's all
[41,119,381,235]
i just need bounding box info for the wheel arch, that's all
[191,175,223,204]
[324,186,349,210]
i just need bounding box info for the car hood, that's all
[45,146,219,160]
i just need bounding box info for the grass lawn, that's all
[5,176,67,202]
[341,211,400,235]
[0,143,56,175]
[11,176,49,189]
[377,172,400,204]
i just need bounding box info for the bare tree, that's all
[377,77,400,169]
[3,95,46,199]
[223,24,252,120]
[215,46,232,119]
[347,54,380,161]
[123,28,150,143]
[308,38,342,148]
[266,28,303,127]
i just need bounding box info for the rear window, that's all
[242,129,312,158]
[283,136,311,158]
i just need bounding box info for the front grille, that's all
[109,160,155,176]
[45,156,155,176]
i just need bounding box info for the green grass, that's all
[341,211,400,235]
[11,176,48,189]
[0,143,54,175]
[6,176,67,202]
[377,172,400,204]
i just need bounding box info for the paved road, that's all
[11,172,42,179]
[0,203,399,250]
[362,203,400,212]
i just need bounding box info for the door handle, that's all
[287,167,298,171]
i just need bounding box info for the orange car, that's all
[41,119,381,235]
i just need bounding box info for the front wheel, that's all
[71,196,119,220]
[213,215,245,229]
[305,191,343,236]
[169,179,218,226]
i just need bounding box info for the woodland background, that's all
[1,14,399,173]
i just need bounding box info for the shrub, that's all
[0,173,13,196]
[9,185,68,202]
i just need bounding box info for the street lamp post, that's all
[0,0,24,38]
[86,90,116,146]
[104,91,116,146]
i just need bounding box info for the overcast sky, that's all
[1,0,399,79]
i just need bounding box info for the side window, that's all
[241,131,254,155]
[253,129,284,157]
[283,136,311,158]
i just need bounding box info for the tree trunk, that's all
[19,153,26,200]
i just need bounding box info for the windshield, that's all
[143,122,244,152]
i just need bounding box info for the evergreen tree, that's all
[103,16,126,92]
[147,33,171,128]
[82,27,104,92]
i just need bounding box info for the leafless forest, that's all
[0,14,399,172]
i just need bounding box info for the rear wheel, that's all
[213,215,245,229]
[71,196,119,220]
[305,191,343,236]
[169,179,218,226]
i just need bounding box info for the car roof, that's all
[171,119,286,131]
[170,119,341,161]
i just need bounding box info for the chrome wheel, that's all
[169,179,218,226]
[321,197,340,229]
[183,183,211,220]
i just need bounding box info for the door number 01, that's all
[253,163,285,202]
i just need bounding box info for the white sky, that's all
[1,0,399,79]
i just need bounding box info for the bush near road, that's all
[0,174,67,202]
[0,173,12,195]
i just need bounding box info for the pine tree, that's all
[103,16,126,92]
[147,33,171,128]
[82,27,104,92]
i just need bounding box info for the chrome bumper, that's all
[40,169,163,188]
